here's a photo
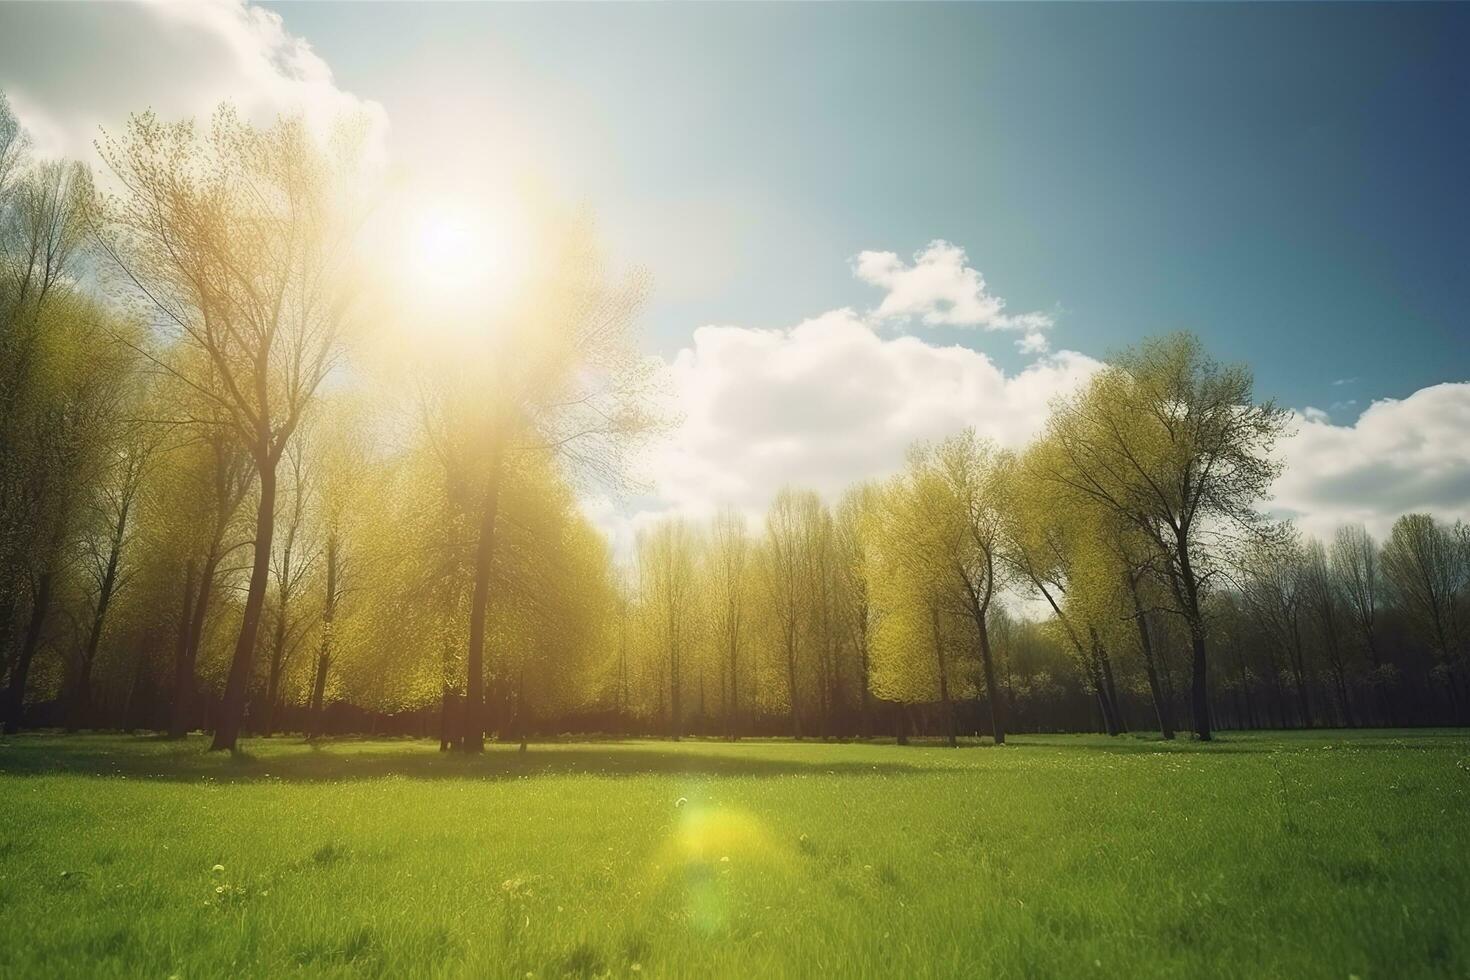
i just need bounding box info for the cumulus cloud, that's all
[630,308,1101,527]
[853,240,1055,352]
[0,0,386,162]
[617,276,1470,558]
[1271,382,1470,540]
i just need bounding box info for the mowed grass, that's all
[1,731,1467,978]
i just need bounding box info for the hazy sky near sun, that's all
[1,0,1466,544]
[265,1,1468,406]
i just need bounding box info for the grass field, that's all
[1,731,1467,978]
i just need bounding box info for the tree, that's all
[1331,524,1392,722]
[1,125,106,727]
[156,418,255,738]
[305,394,368,738]
[1117,547,1178,739]
[260,436,318,736]
[1037,333,1289,740]
[871,456,971,747]
[609,569,635,731]
[932,431,1008,745]
[330,444,458,737]
[708,505,753,739]
[1240,537,1323,728]
[1301,538,1353,727]
[98,107,366,751]
[64,422,156,730]
[1068,506,1177,739]
[401,206,656,752]
[796,491,845,737]
[0,130,139,731]
[0,292,136,733]
[1381,513,1468,718]
[481,455,618,744]
[636,518,699,739]
[763,488,811,737]
[834,484,880,735]
[998,444,1124,735]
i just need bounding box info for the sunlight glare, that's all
[411,209,498,293]
[401,197,527,320]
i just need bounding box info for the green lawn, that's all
[1,731,1467,978]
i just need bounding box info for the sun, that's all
[407,205,509,300]
[371,184,540,338]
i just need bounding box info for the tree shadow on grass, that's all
[1008,729,1469,755]
[1006,736,1272,755]
[0,735,930,783]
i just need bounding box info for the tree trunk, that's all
[975,613,1004,745]
[785,624,802,738]
[170,552,221,739]
[0,589,17,683]
[728,633,739,741]
[438,687,454,751]
[670,629,681,741]
[1373,670,1393,729]
[212,463,277,752]
[1139,644,1173,739]
[1126,577,1175,739]
[1287,625,1311,727]
[121,639,150,734]
[167,562,197,738]
[308,533,338,739]
[719,640,730,739]
[2,572,53,734]
[461,456,503,753]
[617,627,628,736]
[1030,573,1102,736]
[931,605,957,747]
[65,657,96,734]
[1236,653,1257,729]
[1091,657,1119,735]
[308,651,329,737]
[1094,685,1115,735]
[262,607,286,737]
[1334,668,1354,728]
[1096,640,1125,735]
[67,501,129,732]
[1444,672,1460,725]
[1458,668,1470,727]
[1188,619,1211,740]
[516,663,528,748]
[1360,625,1392,726]
[1174,539,1213,741]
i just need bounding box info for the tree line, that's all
[616,358,1469,744]
[2,94,1466,748]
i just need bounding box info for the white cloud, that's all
[1301,406,1331,425]
[618,267,1470,557]
[1271,382,1470,540]
[0,0,386,163]
[853,240,1055,351]
[630,307,1101,527]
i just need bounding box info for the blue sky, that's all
[2,0,1466,542]
[265,1,1469,413]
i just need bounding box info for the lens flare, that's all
[645,802,789,936]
